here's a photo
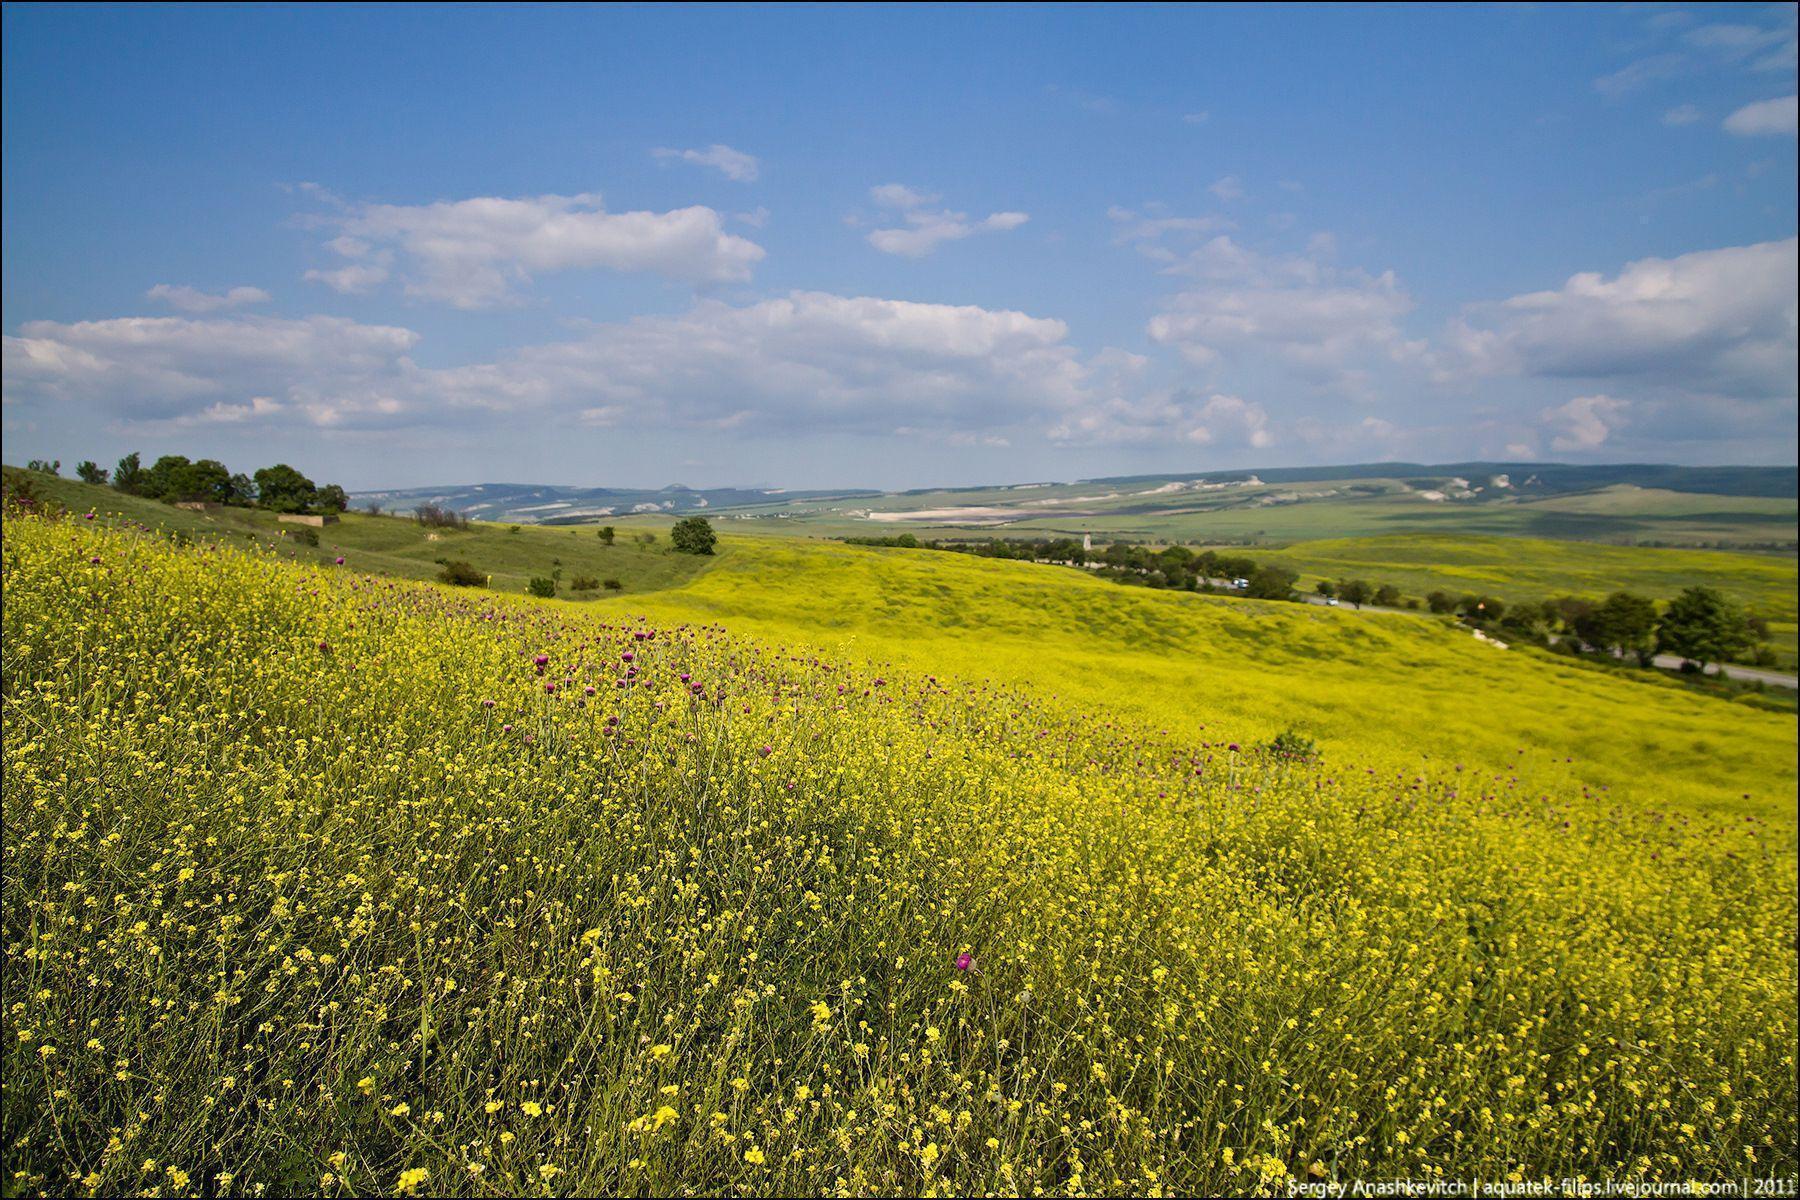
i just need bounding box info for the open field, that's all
[2,467,714,600]
[1255,534,1800,667]
[5,506,1795,1196]
[676,478,1800,550]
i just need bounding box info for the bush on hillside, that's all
[438,560,485,587]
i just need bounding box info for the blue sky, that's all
[4,3,1796,491]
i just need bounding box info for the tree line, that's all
[51,453,349,515]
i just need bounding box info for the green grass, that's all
[1255,533,1799,667]
[611,538,1796,820]
[4,509,1794,1194]
[703,480,1799,548]
[3,466,714,599]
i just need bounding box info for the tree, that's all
[527,577,557,598]
[597,525,616,545]
[186,459,233,503]
[1336,579,1372,609]
[671,515,718,556]
[1426,590,1457,614]
[1244,565,1298,601]
[316,484,349,513]
[141,455,192,500]
[1315,580,1336,599]
[1656,586,1755,670]
[1372,584,1403,608]
[226,473,257,506]
[1573,591,1658,665]
[113,452,145,495]
[76,461,108,486]
[24,459,60,475]
[253,464,318,513]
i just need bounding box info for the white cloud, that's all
[864,185,1029,258]
[145,284,270,313]
[1182,110,1210,125]
[1594,54,1686,98]
[303,257,393,295]
[1208,175,1246,202]
[1723,94,1798,136]
[1542,394,1630,452]
[1048,388,1272,448]
[1143,236,1420,388]
[302,191,765,307]
[3,294,1090,441]
[2,315,422,430]
[1445,238,1798,401]
[650,143,761,182]
[1661,104,1702,126]
[1107,206,1234,256]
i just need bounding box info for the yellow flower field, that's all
[3,509,1795,1196]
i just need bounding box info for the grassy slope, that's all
[4,467,712,598]
[8,512,1794,1194]
[616,539,1796,819]
[1257,533,1799,667]
[14,470,1792,815]
[1255,533,1797,618]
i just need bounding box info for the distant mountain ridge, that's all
[351,481,880,523]
[1080,463,1799,499]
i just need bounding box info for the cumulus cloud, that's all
[1542,394,1630,452]
[145,284,270,313]
[2,315,422,430]
[1207,175,1246,202]
[863,185,1029,258]
[1106,206,1234,261]
[2,293,1090,441]
[1444,238,1799,401]
[1048,388,1272,448]
[301,191,765,307]
[1142,236,1421,389]
[1723,94,1798,136]
[651,143,761,182]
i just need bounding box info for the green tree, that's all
[1372,584,1403,608]
[1425,590,1457,614]
[253,464,318,513]
[527,577,557,598]
[24,459,60,475]
[76,461,108,486]
[1573,592,1659,665]
[316,484,349,513]
[142,455,193,500]
[1336,579,1372,609]
[1244,565,1298,601]
[1315,580,1336,599]
[113,452,145,495]
[597,525,616,545]
[670,516,717,556]
[1656,586,1755,670]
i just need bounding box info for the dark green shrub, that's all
[527,577,556,598]
[438,561,485,587]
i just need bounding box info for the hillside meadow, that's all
[1255,534,1798,623]
[4,505,1795,1197]
[619,537,1795,820]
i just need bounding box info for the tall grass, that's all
[4,511,1795,1196]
